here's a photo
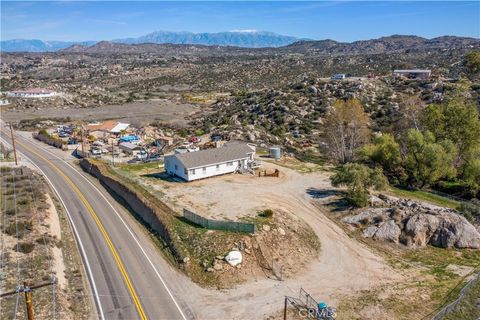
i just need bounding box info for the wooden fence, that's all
[183,209,256,234]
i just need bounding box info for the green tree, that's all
[404,130,457,189]
[464,158,480,198]
[421,97,480,166]
[331,163,388,207]
[464,50,480,76]
[360,133,403,180]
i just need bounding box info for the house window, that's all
[202,167,206,173]
[190,169,195,175]
[216,164,220,171]
[184,168,187,175]
[175,164,178,170]
[227,162,233,166]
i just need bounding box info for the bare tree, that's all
[322,99,371,163]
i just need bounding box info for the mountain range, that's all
[0,30,301,52]
[2,32,479,54]
[0,39,97,52]
[58,35,480,56]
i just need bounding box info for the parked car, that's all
[143,154,162,163]
[210,134,223,142]
[58,131,70,138]
[189,136,201,143]
[90,148,102,156]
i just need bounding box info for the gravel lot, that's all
[1,99,199,126]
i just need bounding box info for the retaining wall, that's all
[80,159,186,264]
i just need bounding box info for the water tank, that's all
[269,146,281,159]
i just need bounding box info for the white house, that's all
[164,143,255,181]
[6,88,57,98]
[331,74,346,80]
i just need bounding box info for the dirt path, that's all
[44,193,68,290]
[147,162,403,318]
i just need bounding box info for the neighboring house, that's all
[331,73,346,80]
[0,99,9,106]
[393,69,431,80]
[165,143,255,181]
[156,136,174,147]
[85,120,130,136]
[119,142,142,155]
[6,88,57,98]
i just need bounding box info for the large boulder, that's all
[404,214,440,247]
[342,208,390,227]
[225,251,243,266]
[362,225,378,238]
[373,220,401,243]
[429,213,480,249]
[343,197,480,249]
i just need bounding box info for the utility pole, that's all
[9,122,18,165]
[111,139,115,166]
[1,278,55,320]
[80,127,85,158]
[24,282,34,320]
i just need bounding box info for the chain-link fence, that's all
[183,209,256,233]
[432,271,480,320]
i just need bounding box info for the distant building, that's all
[85,120,130,139]
[119,142,142,155]
[156,136,174,147]
[165,143,255,182]
[6,88,57,98]
[331,74,346,80]
[0,99,9,106]
[393,69,431,80]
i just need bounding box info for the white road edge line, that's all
[21,135,190,320]
[0,135,105,320]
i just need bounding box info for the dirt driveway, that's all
[144,161,403,319]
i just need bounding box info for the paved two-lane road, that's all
[1,126,195,320]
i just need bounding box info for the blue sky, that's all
[2,1,479,41]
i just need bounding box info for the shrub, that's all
[259,209,274,218]
[16,242,35,254]
[17,197,30,206]
[4,221,32,238]
[459,199,480,222]
[331,163,388,207]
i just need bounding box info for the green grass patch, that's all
[404,246,480,269]
[389,187,460,209]
[442,278,480,320]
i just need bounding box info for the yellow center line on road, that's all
[16,139,148,320]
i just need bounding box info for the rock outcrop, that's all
[343,195,480,249]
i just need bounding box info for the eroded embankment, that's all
[79,159,188,265]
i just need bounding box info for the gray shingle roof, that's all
[171,143,254,169]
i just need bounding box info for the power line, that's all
[0,166,7,318]
[25,170,57,319]
[8,123,18,166]
[12,167,21,320]
[1,280,57,320]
